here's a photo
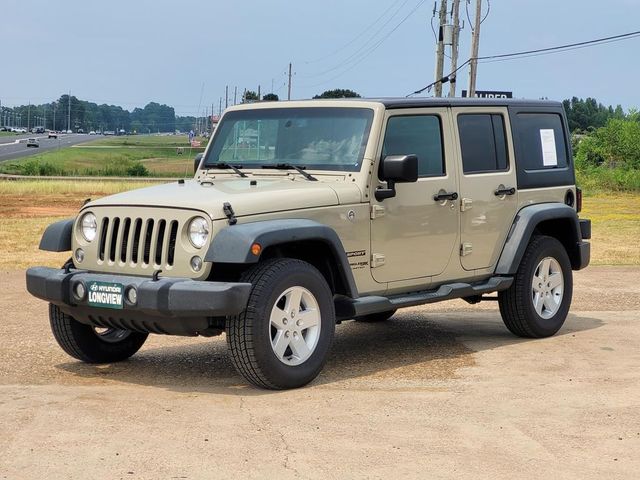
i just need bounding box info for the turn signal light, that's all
[251,243,262,256]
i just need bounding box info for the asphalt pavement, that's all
[0,133,98,162]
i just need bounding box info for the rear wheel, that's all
[498,235,573,338]
[49,304,148,363]
[226,258,335,389]
[355,309,397,323]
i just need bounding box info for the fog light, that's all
[74,282,86,300]
[74,248,85,263]
[190,256,203,272]
[126,287,138,305]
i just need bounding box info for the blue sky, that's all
[1,0,638,115]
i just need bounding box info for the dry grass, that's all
[0,179,163,196]
[581,194,640,265]
[0,180,637,270]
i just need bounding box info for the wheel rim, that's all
[269,286,321,366]
[93,327,131,343]
[531,257,564,319]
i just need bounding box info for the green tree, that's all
[262,93,279,101]
[575,118,640,169]
[313,89,361,99]
[243,90,260,103]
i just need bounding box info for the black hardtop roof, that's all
[362,97,563,109]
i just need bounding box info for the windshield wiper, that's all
[209,163,247,178]
[261,163,317,181]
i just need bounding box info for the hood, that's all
[87,177,361,219]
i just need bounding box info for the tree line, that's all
[1,92,634,135]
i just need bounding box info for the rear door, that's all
[453,107,518,271]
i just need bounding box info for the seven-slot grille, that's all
[97,216,179,268]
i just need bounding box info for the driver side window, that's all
[382,115,445,177]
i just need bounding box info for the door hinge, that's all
[460,197,473,212]
[460,243,473,257]
[370,205,386,219]
[371,253,386,268]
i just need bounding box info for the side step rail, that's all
[335,276,513,321]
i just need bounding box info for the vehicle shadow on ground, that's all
[56,310,604,395]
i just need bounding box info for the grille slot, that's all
[96,215,178,269]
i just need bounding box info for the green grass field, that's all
[0,131,17,137]
[0,134,207,177]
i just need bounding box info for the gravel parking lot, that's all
[1,266,639,479]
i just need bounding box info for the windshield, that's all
[203,107,374,172]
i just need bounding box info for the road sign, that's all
[461,90,513,99]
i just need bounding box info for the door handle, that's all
[494,187,516,196]
[433,191,458,202]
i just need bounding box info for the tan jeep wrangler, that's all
[27,98,591,389]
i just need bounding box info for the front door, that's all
[370,109,459,284]
[453,107,518,271]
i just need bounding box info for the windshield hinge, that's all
[222,202,237,225]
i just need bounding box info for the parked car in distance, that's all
[89,131,96,135]
[48,131,58,139]
[32,126,45,134]
[26,138,39,148]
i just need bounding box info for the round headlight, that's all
[80,212,97,242]
[188,216,210,249]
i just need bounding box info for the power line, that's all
[299,0,428,89]
[299,0,415,79]
[478,29,640,62]
[408,29,640,96]
[304,0,408,64]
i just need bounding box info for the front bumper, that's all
[26,267,252,335]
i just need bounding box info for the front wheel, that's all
[226,258,336,389]
[49,304,148,363]
[498,235,573,338]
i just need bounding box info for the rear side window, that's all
[515,113,568,171]
[382,115,444,177]
[458,114,509,174]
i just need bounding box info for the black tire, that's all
[226,258,335,390]
[49,304,148,363]
[355,309,397,323]
[498,235,573,338]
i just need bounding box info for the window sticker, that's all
[540,129,558,167]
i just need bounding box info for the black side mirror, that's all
[375,155,418,201]
[193,153,204,174]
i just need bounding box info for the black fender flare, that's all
[39,218,74,252]
[205,219,358,298]
[495,203,582,275]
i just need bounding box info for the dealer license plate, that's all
[87,281,124,310]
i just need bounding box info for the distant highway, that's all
[0,134,99,162]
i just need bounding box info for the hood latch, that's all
[223,202,237,225]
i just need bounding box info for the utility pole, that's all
[27,102,31,131]
[67,91,71,133]
[434,0,448,97]
[287,63,292,100]
[467,0,482,98]
[257,85,261,100]
[233,86,237,106]
[449,0,461,97]
[219,97,222,116]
